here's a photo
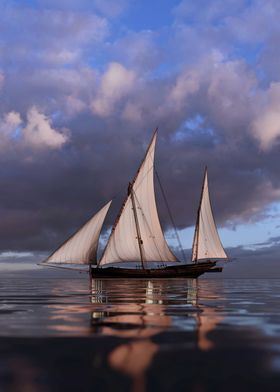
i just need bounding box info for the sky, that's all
[0,0,280,276]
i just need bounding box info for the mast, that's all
[191,167,227,262]
[192,167,207,263]
[97,129,158,268]
[129,183,145,269]
[98,129,178,267]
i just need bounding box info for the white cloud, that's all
[0,111,22,149]
[170,70,200,109]
[0,6,109,68]
[91,62,136,117]
[65,95,87,116]
[251,82,280,150]
[0,108,69,150]
[5,111,22,128]
[22,107,68,149]
[205,56,256,132]
[42,49,80,66]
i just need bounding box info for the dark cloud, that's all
[0,0,280,257]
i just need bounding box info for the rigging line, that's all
[98,130,158,267]
[130,187,145,269]
[155,168,187,262]
[133,191,165,263]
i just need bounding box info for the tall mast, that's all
[98,128,158,268]
[192,167,227,262]
[125,129,159,270]
[192,167,207,263]
[129,184,145,269]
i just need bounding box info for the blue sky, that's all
[0,0,280,274]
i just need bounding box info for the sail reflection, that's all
[90,278,223,340]
[197,306,224,351]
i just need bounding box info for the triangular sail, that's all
[99,132,177,266]
[44,200,112,265]
[192,170,227,262]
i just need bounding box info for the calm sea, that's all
[0,265,280,391]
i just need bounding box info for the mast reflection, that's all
[90,279,187,392]
[90,278,223,392]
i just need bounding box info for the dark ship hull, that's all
[91,261,221,278]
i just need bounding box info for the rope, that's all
[133,191,164,263]
[155,169,187,262]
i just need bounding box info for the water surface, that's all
[0,268,280,391]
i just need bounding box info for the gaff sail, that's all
[44,200,111,265]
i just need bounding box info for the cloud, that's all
[5,67,96,117]
[169,69,200,110]
[173,0,245,23]
[111,31,163,72]
[91,62,136,117]
[251,82,280,150]
[0,111,22,149]
[64,95,88,117]
[91,0,128,18]
[121,102,143,123]
[225,0,280,43]
[222,235,280,278]
[0,108,68,150]
[0,4,109,68]
[38,0,128,18]
[22,107,69,149]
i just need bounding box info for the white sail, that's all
[45,200,112,265]
[99,132,177,266]
[192,170,227,261]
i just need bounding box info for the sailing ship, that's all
[42,130,227,277]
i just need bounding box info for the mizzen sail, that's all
[99,132,177,266]
[44,200,111,265]
[192,169,227,262]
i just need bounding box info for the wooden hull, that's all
[91,261,221,278]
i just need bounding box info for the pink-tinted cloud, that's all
[91,62,136,117]
[0,108,68,151]
[251,82,280,149]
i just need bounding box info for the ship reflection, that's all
[91,279,172,338]
[90,278,223,391]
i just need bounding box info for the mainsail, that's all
[99,131,178,267]
[44,200,111,265]
[192,169,227,262]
